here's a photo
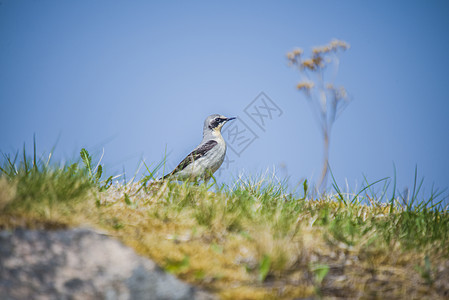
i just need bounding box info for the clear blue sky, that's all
[1,1,448,200]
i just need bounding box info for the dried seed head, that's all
[293,48,303,56]
[297,81,315,91]
[301,59,316,71]
[329,39,350,51]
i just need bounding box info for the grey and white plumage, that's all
[163,114,235,182]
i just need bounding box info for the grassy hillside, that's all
[1,147,448,299]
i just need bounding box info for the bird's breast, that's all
[205,140,226,173]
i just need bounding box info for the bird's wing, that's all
[163,140,218,179]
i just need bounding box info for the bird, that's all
[162,114,236,182]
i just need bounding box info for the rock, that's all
[0,228,215,300]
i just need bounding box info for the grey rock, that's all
[0,228,215,300]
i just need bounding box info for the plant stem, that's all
[319,131,329,192]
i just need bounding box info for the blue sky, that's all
[1,1,449,199]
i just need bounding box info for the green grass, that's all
[1,146,90,222]
[1,145,448,299]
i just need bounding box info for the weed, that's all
[415,255,434,285]
[258,254,271,282]
[80,148,113,191]
[310,263,330,296]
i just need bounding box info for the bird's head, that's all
[204,114,236,135]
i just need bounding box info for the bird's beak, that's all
[226,117,236,121]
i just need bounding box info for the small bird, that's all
[163,114,236,182]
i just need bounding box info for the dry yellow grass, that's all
[1,178,448,299]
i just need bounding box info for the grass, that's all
[1,145,449,299]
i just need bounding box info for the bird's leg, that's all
[203,169,215,184]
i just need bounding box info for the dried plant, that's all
[287,39,351,192]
